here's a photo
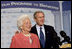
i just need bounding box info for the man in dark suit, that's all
[30,11,59,48]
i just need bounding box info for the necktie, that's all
[40,27,45,48]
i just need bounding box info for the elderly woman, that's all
[10,15,40,48]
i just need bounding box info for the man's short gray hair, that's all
[17,14,30,30]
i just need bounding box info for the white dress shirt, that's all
[36,24,46,40]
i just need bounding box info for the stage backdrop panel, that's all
[1,1,71,48]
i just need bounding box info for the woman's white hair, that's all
[17,14,30,30]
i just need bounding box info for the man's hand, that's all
[15,31,19,34]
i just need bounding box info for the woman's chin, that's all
[27,29,31,32]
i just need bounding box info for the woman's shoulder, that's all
[31,33,37,36]
[30,33,38,38]
[12,33,21,39]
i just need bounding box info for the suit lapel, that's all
[44,25,47,38]
[33,25,38,36]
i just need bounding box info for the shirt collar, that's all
[36,24,44,29]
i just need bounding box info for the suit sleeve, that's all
[51,27,59,48]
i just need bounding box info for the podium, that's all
[60,43,71,48]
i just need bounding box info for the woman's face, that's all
[22,18,31,32]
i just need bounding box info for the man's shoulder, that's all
[31,24,54,29]
[31,25,36,29]
[44,24,54,28]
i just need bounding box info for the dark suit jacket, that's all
[30,24,59,48]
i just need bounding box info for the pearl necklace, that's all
[24,33,32,44]
[24,33,31,37]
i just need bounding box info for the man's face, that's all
[34,12,45,26]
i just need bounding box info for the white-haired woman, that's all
[10,15,40,48]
